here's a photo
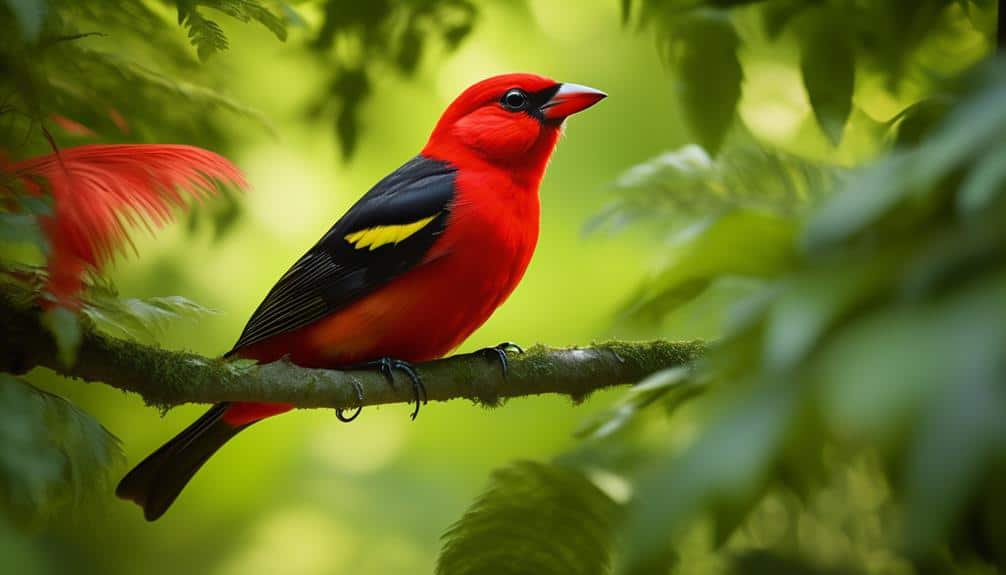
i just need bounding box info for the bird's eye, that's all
[501,89,528,111]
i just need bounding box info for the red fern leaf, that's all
[9,144,248,304]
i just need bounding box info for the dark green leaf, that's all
[666,11,742,155]
[889,97,953,148]
[207,0,288,42]
[905,375,1006,552]
[0,375,123,526]
[799,6,855,146]
[178,5,229,61]
[901,274,1006,550]
[437,461,619,575]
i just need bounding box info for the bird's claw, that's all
[336,378,365,423]
[478,341,524,378]
[350,357,426,420]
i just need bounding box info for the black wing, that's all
[226,155,456,355]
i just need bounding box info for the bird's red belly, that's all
[237,239,531,368]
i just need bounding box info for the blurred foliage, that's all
[625,0,997,154]
[448,23,1006,575]
[305,0,478,157]
[0,0,477,159]
[1,0,276,153]
[0,374,122,528]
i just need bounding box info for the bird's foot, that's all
[348,357,427,420]
[475,341,524,378]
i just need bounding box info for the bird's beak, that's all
[540,83,607,122]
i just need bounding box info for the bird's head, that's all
[423,73,606,172]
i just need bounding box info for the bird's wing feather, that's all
[227,155,456,354]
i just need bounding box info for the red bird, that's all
[116,73,606,520]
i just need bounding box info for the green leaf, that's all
[888,97,953,148]
[801,152,913,251]
[0,375,123,526]
[3,0,46,41]
[576,367,700,439]
[957,139,1006,214]
[619,381,796,574]
[762,254,898,372]
[899,273,1006,550]
[178,5,229,61]
[82,289,217,340]
[41,307,81,367]
[799,6,856,146]
[666,11,742,155]
[437,461,620,575]
[593,143,837,235]
[624,210,798,321]
[910,63,1006,188]
[904,374,1006,552]
[207,0,288,42]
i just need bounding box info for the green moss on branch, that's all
[1,283,705,412]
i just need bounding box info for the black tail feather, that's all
[117,402,247,521]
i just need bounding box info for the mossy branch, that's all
[1,283,704,412]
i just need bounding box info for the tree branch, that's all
[1,283,704,412]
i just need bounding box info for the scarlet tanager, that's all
[117,73,606,520]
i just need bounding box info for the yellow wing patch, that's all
[344,214,439,251]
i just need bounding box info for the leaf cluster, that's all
[305,0,478,156]
[1,0,287,155]
[623,0,996,154]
